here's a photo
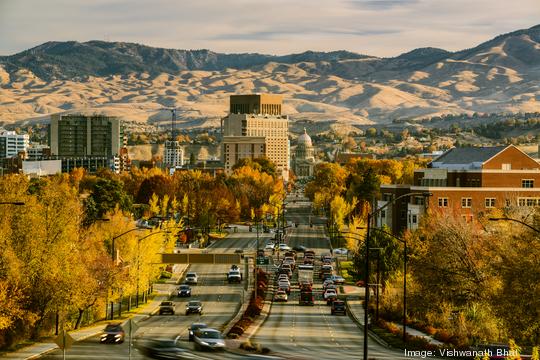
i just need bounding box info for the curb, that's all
[345,299,391,349]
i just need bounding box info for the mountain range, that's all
[1,24,540,133]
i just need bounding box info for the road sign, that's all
[54,331,75,350]
[256,257,269,265]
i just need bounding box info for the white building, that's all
[0,131,29,158]
[164,140,184,168]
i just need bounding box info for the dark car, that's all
[100,323,125,344]
[188,322,208,341]
[331,300,346,315]
[178,285,192,297]
[299,290,314,306]
[159,301,176,315]
[136,338,194,359]
[185,300,203,315]
[292,245,306,252]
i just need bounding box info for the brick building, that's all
[378,145,540,234]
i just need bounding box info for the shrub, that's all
[159,271,172,279]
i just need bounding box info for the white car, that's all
[334,248,348,255]
[323,288,338,301]
[278,244,291,251]
[184,272,198,285]
[265,243,275,250]
[193,328,226,351]
[274,290,288,302]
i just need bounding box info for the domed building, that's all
[292,128,316,178]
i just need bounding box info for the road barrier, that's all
[160,253,242,264]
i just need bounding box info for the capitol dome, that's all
[297,128,312,147]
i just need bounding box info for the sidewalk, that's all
[1,264,188,360]
[342,285,443,347]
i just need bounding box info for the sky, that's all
[1,0,539,57]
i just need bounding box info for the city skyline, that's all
[1,0,539,57]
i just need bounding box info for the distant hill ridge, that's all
[1,24,540,126]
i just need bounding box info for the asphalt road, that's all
[252,194,410,360]
[39,230,271,360]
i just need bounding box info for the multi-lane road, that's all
[252,191,409,360]
[39,190,409,359]
[40,231,271,360]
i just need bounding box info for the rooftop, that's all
[430,146,507,168]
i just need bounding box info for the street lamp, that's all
[489,217,540,234]
[136,230,172,307]
[361,191,431,360]
[111,226,150,262]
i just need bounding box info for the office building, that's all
[49,113,129,172]
[0,131,29,158]
[164,140,184,169]
[379,145,540,234]
[222,94,290,180]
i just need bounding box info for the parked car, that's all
[333,248,348,255]
[331,300,347,315]
[265,242,275,250]
[292,245,306,252]
[193,328,226,351]
[178,284,192,297]
[188,322,208,341]
[184,272,198,285]
[158,301,175,315]
[274,290,288,302]
[100,323,125,344]
[185,300,203,315]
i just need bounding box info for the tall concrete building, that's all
[49,114,129,172]
[0,130,29,158]
[50,114,124,157]
[164,140,184,169]
[222,94,290,180]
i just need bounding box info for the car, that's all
[178,284,192,297]
[304,250,315,256]
[323,279,335,290]
[277,274,289,282]
[323,289,338,304]
[278,244,291,251]
[334,248,348,255]
[193,328,226,351]
[292,245,306,252]
[184,272,198,285]
[274,290,288,302]
[299,290,314,306]
[188,322,208,341]
[278,286,290,295]
[278,279,291,288]
[227,268,242,283]
[185,300,203,315]
[320,253,332,261]
[234,249,244,255]
[331,300,347,315]
[265,243,275,250]
[330,275,346,285]
[136,338,195,359]
[158,301,175,315]
[100,323,125,344]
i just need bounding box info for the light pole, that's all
[136,230,172,307]
[361,191,431,360]
[489,217,540,234]
[111,227,149,263]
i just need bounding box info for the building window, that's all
[438,197,448,207]
[461,214,474,223]
[505,199,511,207]
[502,163,511,170]
[381,210,386,218]
[517,197,540,207]
[412,214,417,224]
[461,197,472,208]
[522,179,534,188]
[485,198,496,208]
